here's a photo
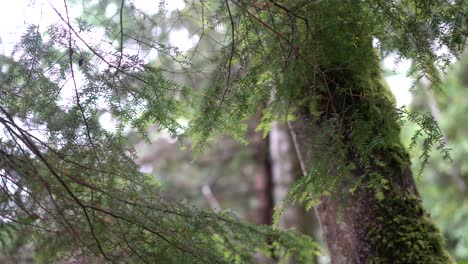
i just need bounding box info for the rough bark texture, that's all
[287,73,453,263]
[289,110,453,263]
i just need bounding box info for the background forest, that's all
[0,0,467,263]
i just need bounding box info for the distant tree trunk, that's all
[270,121,318,263]
[270,122,317,232]
[248,115,275,264]
[270,121,302,228]
[251,128,274,226]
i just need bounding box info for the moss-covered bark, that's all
[282,2,455,261]
[288,56,454,262]
[366,194,452,263]
[289,90,453,263]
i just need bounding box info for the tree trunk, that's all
[287,66,454,263]
[270,121,318,264]
[277,3,456,260]
[252,130,274,226]
[270,121,313,231]
[249,116,275,264]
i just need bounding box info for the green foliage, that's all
[0,9,318,262]
[396,107,452,176]
[190,0,465,146]
[0,0,465,262]
[368,0,467,87]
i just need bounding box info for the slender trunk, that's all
[252,130,274,226]
[270,121,304,229]
[270,122,318,233]
[245,105,275,226]
[249,116,275,264]
[270,121,318,264]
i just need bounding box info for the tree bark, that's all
[287,71,454,263]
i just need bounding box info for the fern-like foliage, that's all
[396,107,452,176]
[0,0,465,261]
[0,12,319,263]
[183,0,463,224]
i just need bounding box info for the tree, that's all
[0,0,466,262]
[192,1,464,262]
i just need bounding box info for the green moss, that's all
[346,52,454,263]
[366,194,454,264]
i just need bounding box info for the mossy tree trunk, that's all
[278,2,455,262]
[287,50,453,264]
[289,114,453,263]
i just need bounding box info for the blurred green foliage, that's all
[402,54,468,261]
